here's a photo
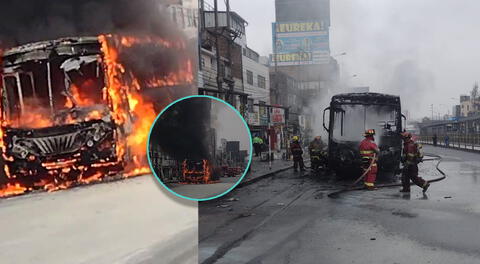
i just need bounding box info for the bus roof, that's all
[331,92,400,106]
[2,37,100,67]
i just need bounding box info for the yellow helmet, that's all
[292,136,299,141]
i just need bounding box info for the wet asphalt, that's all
[199,145,480,264]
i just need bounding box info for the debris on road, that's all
[240,212,255,218]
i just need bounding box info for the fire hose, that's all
[327,153,446,198]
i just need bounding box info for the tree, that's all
[471,82,479,101]
[471,82,480,113]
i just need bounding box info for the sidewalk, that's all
[239,155,293,187]
[420,141,480,153]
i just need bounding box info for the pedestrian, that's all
[433,134,438,146]
[400,132,430,193]
[445,135,450,147]
[359,129,380,190]
[252,135,264,157]
[290,136,305,172]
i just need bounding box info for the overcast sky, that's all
[211,100,251,151]
[211,0,480,119]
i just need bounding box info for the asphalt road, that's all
[199,145,480,264]
[0,175,197,264]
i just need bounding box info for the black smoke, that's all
[0,0,180,46]
[150,97,212,161]
[0,0,197,112]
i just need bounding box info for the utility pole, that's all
[225,0,233,105]
[272,22,288,162]
[198,0,204,72]
[213,0,223,100]
[431,104,434,120]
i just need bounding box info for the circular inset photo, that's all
[147,95,253,201]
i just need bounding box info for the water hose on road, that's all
[327,153,446,198]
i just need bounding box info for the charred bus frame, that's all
[323,92,405,176]
[0,37,131,185]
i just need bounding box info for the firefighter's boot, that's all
[422,183,430,193]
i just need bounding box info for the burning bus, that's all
[0,37,132,188]
[0,33,195,194]
[182,159,219,184]
[322,92,404,176]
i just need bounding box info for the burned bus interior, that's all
[0,37,122,187]
[324,92,403,176]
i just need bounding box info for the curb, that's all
[237,164,293,188]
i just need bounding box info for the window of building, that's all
[246,70,253,85]
[187,9,193,27]
[193,9,198,27]
[247,99,254,112]
[288,94,296,106]
[258,75,266,89]
[171,6,177,23]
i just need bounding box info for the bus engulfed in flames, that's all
[182,159,219,184]
[0,35,194,197]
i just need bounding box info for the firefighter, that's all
[359,129,380,190]
[290,136,305,172]
[400,132,430,193]
[308,136,326,171]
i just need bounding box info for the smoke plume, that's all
[0,0,179,46]
[0,0,197,111]
[150,97,212,161]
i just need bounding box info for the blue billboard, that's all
[272,21,330,66]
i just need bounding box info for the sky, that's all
[211,100,251,151]
[210,0,480,119]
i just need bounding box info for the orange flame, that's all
[145,60,194,88]
[182,159,216,184]
[65,82,98,108]
[119,35,186,49]
[0,183,28,198]
[0,33,194,198]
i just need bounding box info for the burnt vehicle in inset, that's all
[182,159,219,184]
[0,37,132,186]
[323,92,404,177]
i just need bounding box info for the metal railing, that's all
[418,133,480,151]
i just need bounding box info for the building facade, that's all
[198,7,248,114]
[460,95,480,117]
[272,0,338,100]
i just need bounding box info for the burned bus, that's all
[322,93,404,176]
[0,37,132,186]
